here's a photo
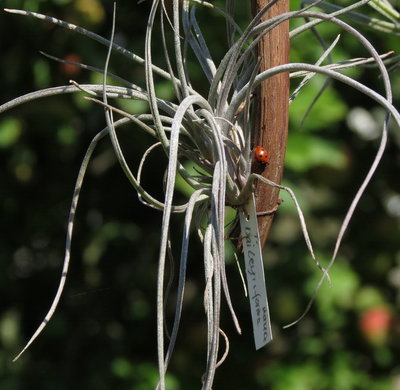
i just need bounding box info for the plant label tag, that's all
[239,194,273,349]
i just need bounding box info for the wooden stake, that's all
[251,0,290,249]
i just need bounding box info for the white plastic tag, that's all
[239,194,273,349]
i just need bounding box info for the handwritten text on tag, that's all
[239,194,272,349]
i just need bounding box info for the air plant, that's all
[1,1,400,389]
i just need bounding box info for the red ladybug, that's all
[254,146,270,164]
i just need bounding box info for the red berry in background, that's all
[61,53,82,76]
[359,306,392,345]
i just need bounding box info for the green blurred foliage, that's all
[0,119,22,148]
[1,0,400,389]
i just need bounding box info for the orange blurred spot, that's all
[359,306,392,345]
[61,54,82,76]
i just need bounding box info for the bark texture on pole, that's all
[251,0,290,249]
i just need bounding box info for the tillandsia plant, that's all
[2,0,400,389]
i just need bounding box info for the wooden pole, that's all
[251,0,290,249]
